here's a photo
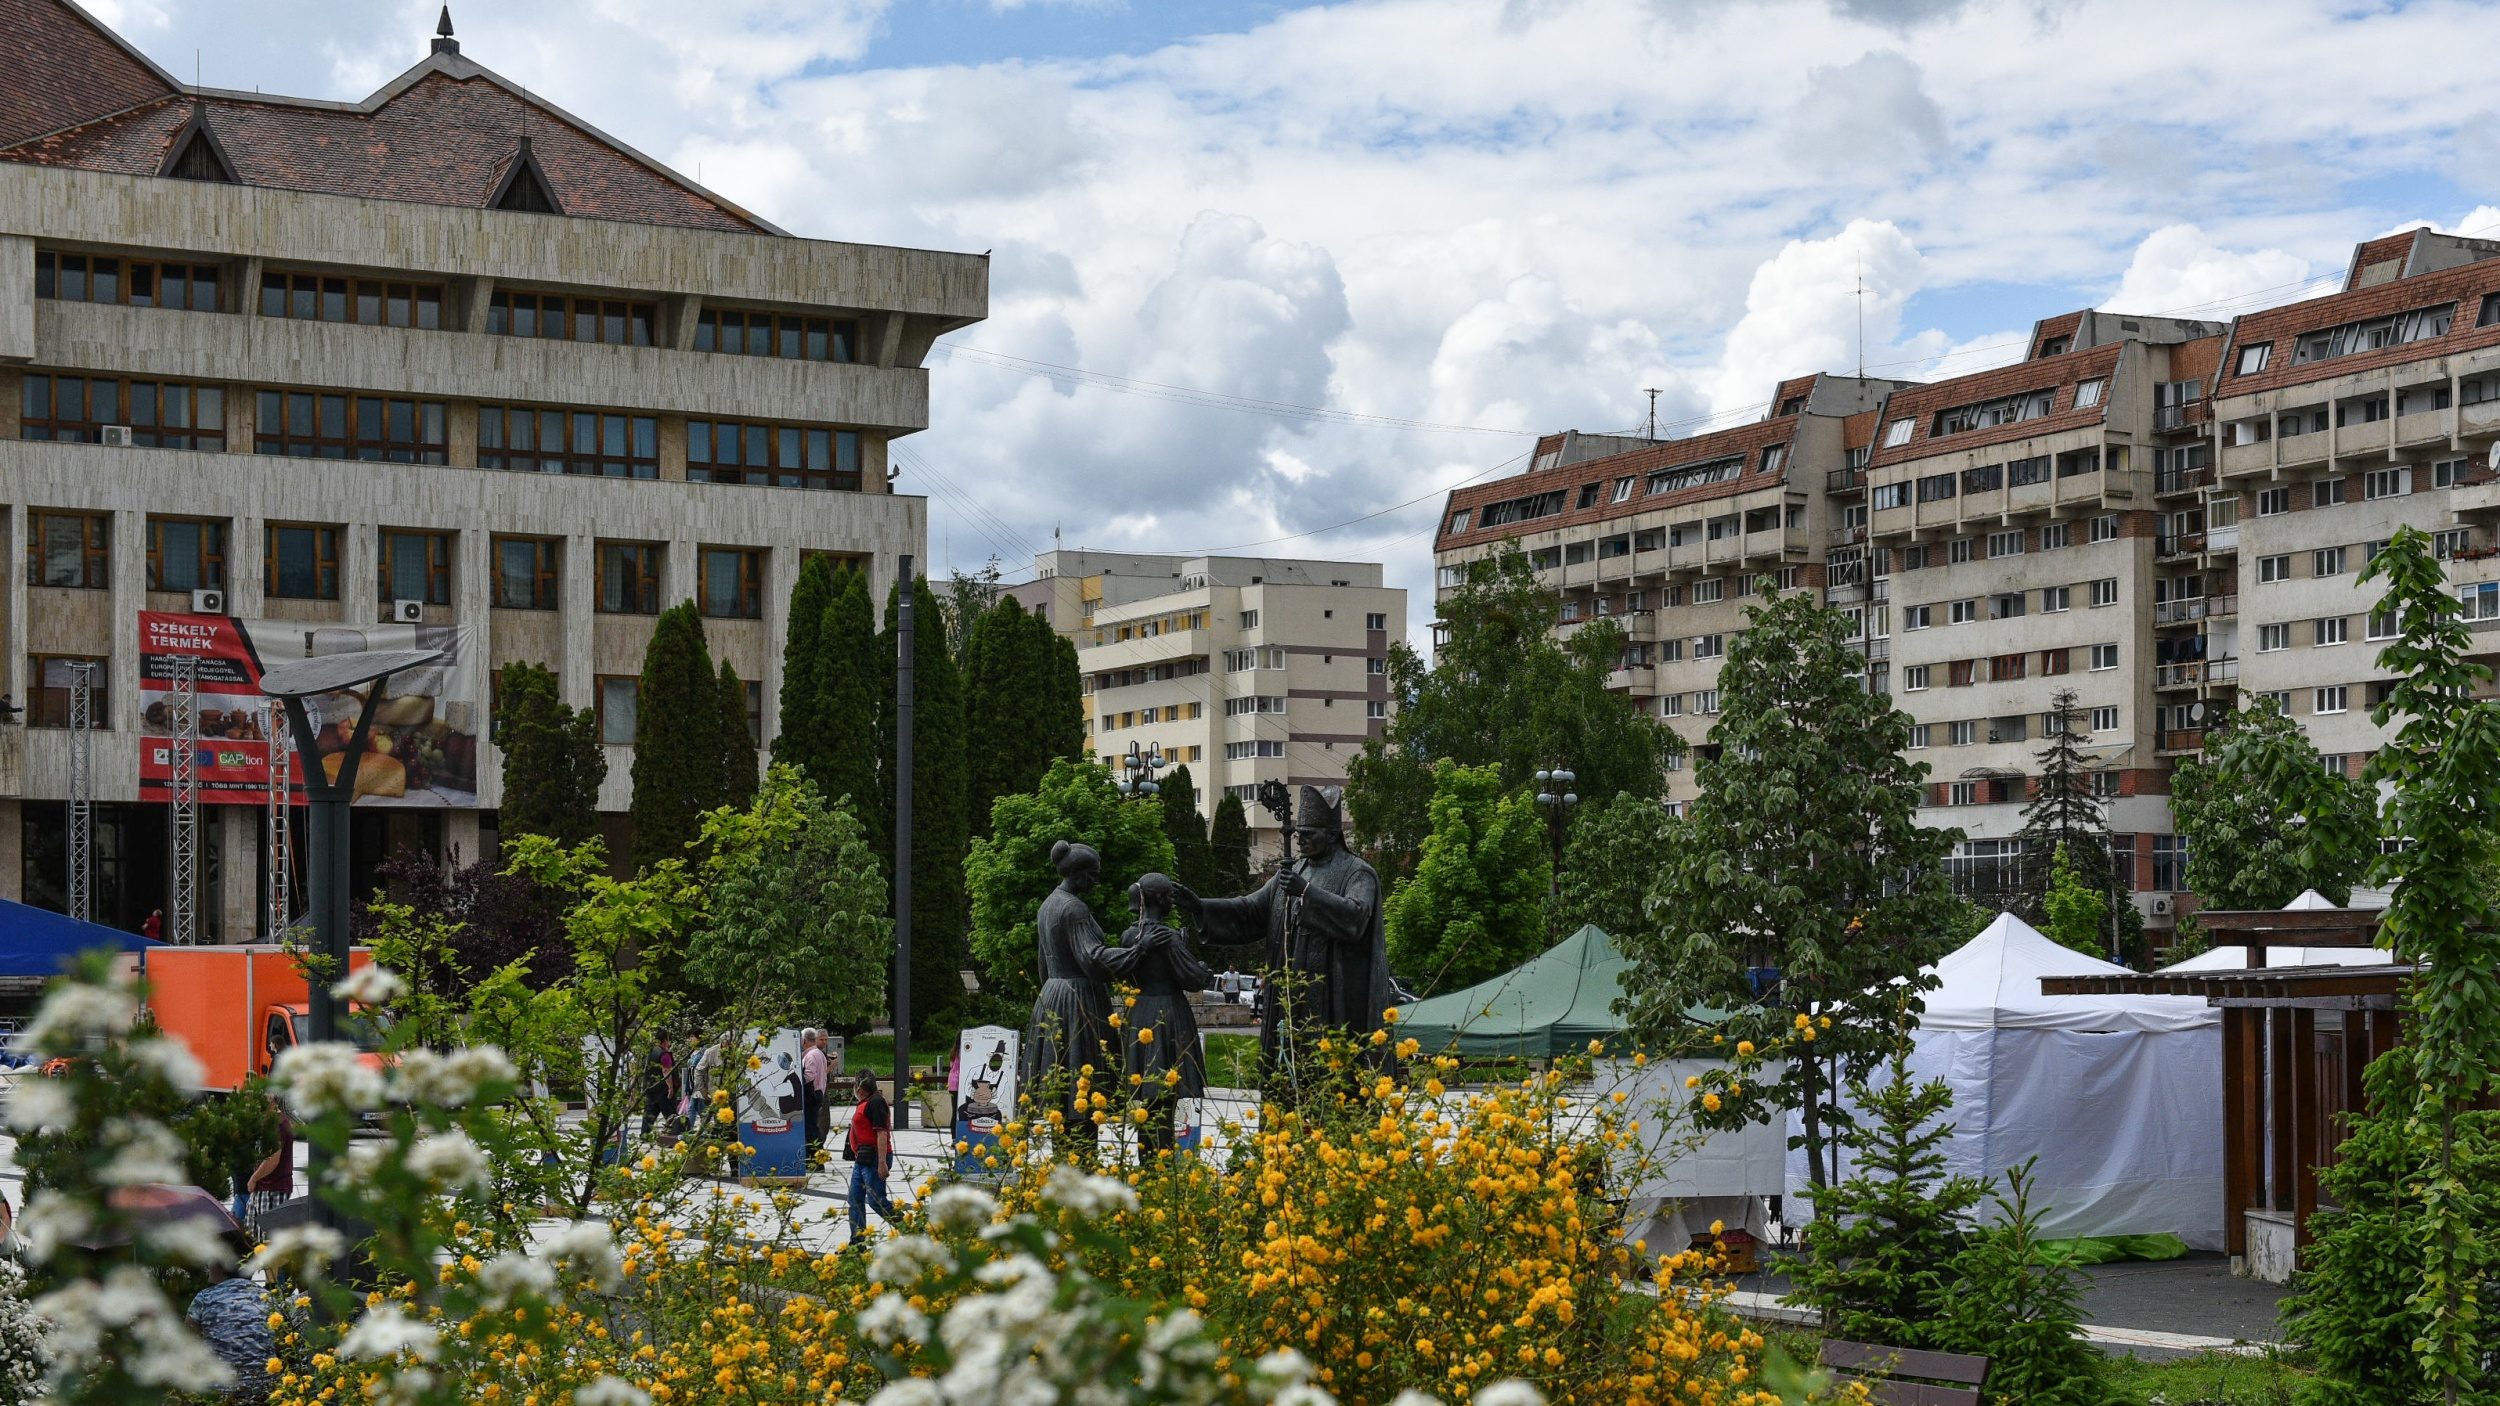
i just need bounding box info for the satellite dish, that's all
[2489,440,2500,472]
[2187,700,2211,726]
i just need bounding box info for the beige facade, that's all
[0,20,986,937]
[1012,551,1402,852]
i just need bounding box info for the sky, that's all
[85,0,2500,640]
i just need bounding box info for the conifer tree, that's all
[965,596,1058,837]
[2012,688,2139,960]
[1208,792,1256,897]
[816,567,886,860]
[718,660,759,811]
[1042,627,1085,763]
[1157,763,1218,899]
[493,660,605,849]
[771,555,836,780]
[882,573,971,1032]
[629,602,724,871]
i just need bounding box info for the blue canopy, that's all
[0,897,158,977]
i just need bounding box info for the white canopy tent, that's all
[2160,888,2398,975]
[1793,914,2227,1249]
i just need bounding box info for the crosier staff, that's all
[1254,778,1303,1101]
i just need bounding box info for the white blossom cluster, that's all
[0,1261,50,1400]
[1039,1165,1141,1220]
[32,1266,232,1393]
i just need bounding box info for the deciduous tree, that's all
[2170,696,2378,910]
[1618,582,1960,1191]
[1384,762,1552,994]
[2039,844,2109,958]
[1549,792,1678,942]
[966,758,1176,1012]
[493,661,605,849]
[686,766,890,1029]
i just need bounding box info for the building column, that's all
[445,810,482,869]
[0,799,21,903]
[220,808,258,941]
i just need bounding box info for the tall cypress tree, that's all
[629,602,724,871]
[1042,627,1085,763]
[882,573,970,1032]
[718,660,759,811]
[772,556,836,780]
[494,660,605,848]
[1158,762,1218,898]
[1208,791,1255,897]
[964,597,1055,839]
[817,567,886,860]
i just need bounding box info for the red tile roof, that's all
[2220,260,2500,398]
[0,0,174,149]
[0,1,773,235]
[1866,342,2122,469]
[1437,413,1801,553]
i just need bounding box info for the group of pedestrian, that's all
[640,1027,897,1247]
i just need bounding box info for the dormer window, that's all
[2072,379,2106,409]
[2236,342,2273,376]
[2038,335,2071,357]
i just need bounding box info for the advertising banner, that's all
[137,613,483,807]
[953,1025,1019,1174]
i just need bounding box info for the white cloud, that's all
[2101,224,2311,318]
[1783,52,1950,174]
[1705,220,1926,416]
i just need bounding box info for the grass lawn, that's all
[838,1034,960,1079]
[1757,1328,2312,1404]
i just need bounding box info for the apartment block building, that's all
[0,0,987,935]
[1434,228,2500,932]
[1010,551,1403,854]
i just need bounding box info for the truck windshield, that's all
[288,1010,395,1052]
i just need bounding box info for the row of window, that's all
[1907,708,2123,751]
[18,376,868,491]
[1899,581,2122,629]
[2230,299,2473,378]
[36,248,862,361]
[1100,609,1210,644]
[23,511,777,618]
[1873,452,2106,510]
[1898,645,2119,691]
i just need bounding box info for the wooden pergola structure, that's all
[2040,906,2404,1261]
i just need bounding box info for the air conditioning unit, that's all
[100,424,134,448]
[189,588,226,615]
[2151,896,2176,917]
[390,599,425,624]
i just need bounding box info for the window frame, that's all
[35,251,222,311]
[20,373,226,450]
[258,269,444,329]
[693,307,861,363]
[146,515,227,593]
[484,289,657,346]
[698,546,767,620]
[491,535,562,611]
[478,405,660,479]
[377,529,454,607]
[27,511,111,590]
[596,542,665,616]
[686,418,865,492]
[263,523,343,601]
[596,675,641,746]
[253,390,446,463]
[27,653,111,729]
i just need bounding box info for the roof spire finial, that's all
[433,5,460,55]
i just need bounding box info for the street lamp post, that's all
[1534,767,1578,894]
[1115,740,1164,800]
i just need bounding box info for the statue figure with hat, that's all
[1172,783,1393,1103]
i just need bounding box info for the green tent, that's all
[1395,924,1630,1059]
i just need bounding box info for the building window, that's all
[1883,418,1913,447]
[2040,585,2070,613]
[28,655,110,729]
[2290,303,2455,364]
[1447,512,1471,535]
[2459,582,2500,622]
[2257,488,2290,516]
[1871,482,1910,510]
[2091,706,2119,732]
[2072,379,2106,409]
[2040,648,2070,676]
[27,512,109,589]
[2088,514,2119,543]
[35,252,221,310]
[694,308,860,362]
[1987,530,2024,558]
[1694,634,1726,659]
[253,391,447,463]
[478,406,660,479]
[2312,477,2348,508]
[2368,606,2401,640]
[2436,528,2473,559]
[1366,657,1387,675]
[2090,643,2119,671]
[1658,693,1685,718]
[265,524,341,600]
[699,547,765,619]
[259,270,443,329]
[2259,623,2290,652]
[596,676,640,746]
[2260,554,2291,583]
[1760,444,1788,474]
[378,530,452,606]
[1908,724,1931,749]
[1695,690,1721,715]
[687,419,864,492]
[146,517,226,592]
[2090,578,2118,607]
[2038,523,2070,551]
[1611,477,1635,504]
[1932,388,2054,437]
[1693,580,1725,605]
[1904,604,1932,630]
[1239,610,1260,630]
[1992,593,2026,620]
[485,290,656,346]
[2313,546,2348,577]
[1948,782,1978,806]
[1903,665,1931,691]
[21,374,228,450]
[1948,659,1977,687]
[2313,616,2348,647]
[493,537,560,610]
[2236,342,2272,376]
[2363,467,2410,501]
[1367,700,1387,719]
[1949,720,1977,746]
[2314,685,2349,715]
[597,542,663,615]
[1949,599,1977,625]
[1365,612,1387,630]
[2151,835,2187,892]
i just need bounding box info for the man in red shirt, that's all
[846,1070,895,1241]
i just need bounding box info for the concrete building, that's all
[0,0,986,936]
[1432,228,2500,936]
[1010,551,1403,852]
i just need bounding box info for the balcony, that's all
[2156,533,2207,562]
[1828,467,1865,494]
[2207,523,2240,556]
[2463,398,2500,437]
[2155,656,2239,690]
[2154,466,2213,498]
[2154,593,2237,625]
[1845,636,1892,664]
[2157,728,2208,756]
[2455,481,2500,518]
[2335,418,2391,458]
[2394,409,2448,448]
[2219,439,2274,478]
[1607,664,1657,693]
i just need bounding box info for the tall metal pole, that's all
[66,662,95,923]
[892,554,914,1128]
[266,700,294,943]
[169,653,199,945]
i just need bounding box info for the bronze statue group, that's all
[1022,784,1396,1148]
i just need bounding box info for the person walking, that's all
[243,1105,293,1243]
[800,1029,830,1156]
[642,1035,679,1140]
[845,1070,896,1243]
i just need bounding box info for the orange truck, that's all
[139,945,381,1093]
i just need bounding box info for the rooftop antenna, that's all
[1642,388,1662,441]
[1855,251,1867,380]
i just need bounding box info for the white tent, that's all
[1794,914,2227,1249]
[2160,889,2398,975]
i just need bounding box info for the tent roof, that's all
[1395,924,1630,1059]
[0,897,157,978]
[1933,912,2212,1032]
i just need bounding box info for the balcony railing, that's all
[2158,727,2208,753]
[2154,594,2236,625]
[2155,533,2207,560]
[2155,656,2239,689]
[1827,467,1864,494]
[2153,466,2213,497]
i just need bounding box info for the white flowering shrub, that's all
[0,1259,51,1401]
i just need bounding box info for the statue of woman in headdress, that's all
[1022,839,1114,1120]
[1094,872,1211,1154]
